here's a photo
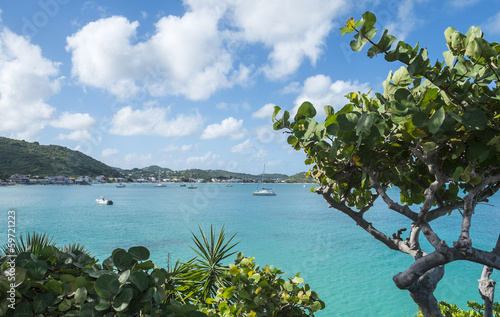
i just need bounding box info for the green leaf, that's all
[292,276,304,284]
[392,66,412,87]
[118,270,130,284]
[135,260,155,270]
[32,291,54,313]
[112,288,133,312]
[462,108,488,131]
[428,107,445,134]
[355,113,373,134]
[443,51,455,67]
[337,113,359,131]
[287,135,298,146]
[295,101,317,119]
[128,246,150,261]
[367,29,396,58]
[422,142,436,152]
[129,271,149,292]
[324,105,335,116]
[12,302,32,316]
[45,280,62,295]
[112,249,133,270]
[466,37,497,60]
[222,286,236,299]
[272,106,281,122]
[75,286,88,305]
[95,274,120,299]
[24,261,48,281]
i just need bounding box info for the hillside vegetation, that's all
[0,137,121,178]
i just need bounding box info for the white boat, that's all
[96,196,113,205]
[188,184,197,189]
[253,164,276,196]
[226,184,233,187]
[116,183,126,188]
[155,169,166,187]
[253,188,276,196]
[180,183,186,187]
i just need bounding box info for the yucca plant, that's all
[182,224,239,302]
[60,242,92,255]
[1,232,56,257]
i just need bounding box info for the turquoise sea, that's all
[1,183,498,316]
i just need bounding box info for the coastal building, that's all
[9,174,30,184]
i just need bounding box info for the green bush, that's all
[200,252,324,316]
[0,229,324,316]
[414,301,500,317]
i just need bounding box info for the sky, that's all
[0,0,499,176]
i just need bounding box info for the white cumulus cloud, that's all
[101,148,119,157]
[231,139,253,152]
[0,28,62,140]
[57,130,93,141]
[293,75,371,115]
[186,151,218,165]
[252,103,276,120]
[201,117,246,140]
[50,112,95,130]
[483,12,500,36]
[110,106,204,137]
[66,8,244,101]
[229,0,347,79]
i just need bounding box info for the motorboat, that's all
[96,196,113,205]
[188,184,197,189]
[154,183,166,187]
[180,183,186,187]
[116,183,126,188]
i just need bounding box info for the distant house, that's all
[47,175,71,184]
[93,175,105,184]
[9,174,30,184]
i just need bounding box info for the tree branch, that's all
[393,246,500,289]
[455,175,500,251]
[362,167,418,221]
[316,185,420,258]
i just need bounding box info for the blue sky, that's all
[0,0,499,175]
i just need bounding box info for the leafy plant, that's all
[202,252,325,316]
[1,231,57,257]
[273,10,500,317]
[180,225,239,302]
[414,301,500,317]
[0,230,322,316]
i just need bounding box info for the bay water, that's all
[1,183,498,316]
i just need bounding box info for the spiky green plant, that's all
[183,224,239,301]
[2,232,56,257]
[60,242,92,255]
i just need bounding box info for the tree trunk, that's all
[406,266,445,317]
[478,266,495,317]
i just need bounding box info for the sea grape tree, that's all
[273,11,500,317]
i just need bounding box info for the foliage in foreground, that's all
[0,229,324,316]
[273,10,500,317]
[414,301,500,317]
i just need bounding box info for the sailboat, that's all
[154,169,166,187]
[253,165,276,196]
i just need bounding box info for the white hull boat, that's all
[96,196,113,205]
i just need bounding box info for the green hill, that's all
[166,168,288,181]
[0,137,122,178]
[284,172,316,183]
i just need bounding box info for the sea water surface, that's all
[1,183,498,316]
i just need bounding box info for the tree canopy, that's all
[273,11,500,317]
